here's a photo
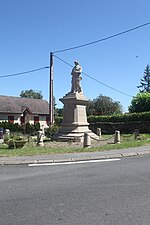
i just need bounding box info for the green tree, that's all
[86,100,95,116]
[20,89,43,99]
[87,94,123,116]
[128,92,150,113]
[137,64,150,93]
[55,108,64,117]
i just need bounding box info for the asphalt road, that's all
[1,155,150,225]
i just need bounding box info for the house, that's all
[0,95,50,128]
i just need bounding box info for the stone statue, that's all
[71,60,82,93]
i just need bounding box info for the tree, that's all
[55,108,64,117]
[86,94,123,116]
[137,64,150,93]
[128,92,150,113]
[20,89,43,99]
[86,100,95,116]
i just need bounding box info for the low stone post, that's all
[0,128,4,144]
[42,125,45,135]
[4,129,10,143]
[5,129,10,135]
[83,132,91,147]
[37,131,44,146]
[114,130,120,144]
[134,129,139,140]
[97,128,101,138]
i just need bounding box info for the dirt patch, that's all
[44,136,114,149]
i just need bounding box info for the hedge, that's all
[89,121,150,134]
[0,122,40,134]
[87,112,150,123]
[55,112,150,125]
[1,112,150,135]
[88,112,150,134]
[55,112,150,133]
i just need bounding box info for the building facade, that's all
[0,95,50,128]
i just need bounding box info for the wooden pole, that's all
[49,52,54,127]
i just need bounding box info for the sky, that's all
[0,0,150,112]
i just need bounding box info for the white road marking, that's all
[28,158,121,167]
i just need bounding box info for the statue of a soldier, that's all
[71,60,82,93]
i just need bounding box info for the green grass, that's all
[0,134,150,157]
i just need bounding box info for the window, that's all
[34,116,39,124]
[8,116,14,123]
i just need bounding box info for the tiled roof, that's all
[0,95,49,114]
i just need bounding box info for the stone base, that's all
[54,130,98,142]
[54,92,99,142]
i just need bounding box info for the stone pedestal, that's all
[54,92,97,142]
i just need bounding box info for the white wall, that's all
[0,113,49,129]
[0,114,20,123]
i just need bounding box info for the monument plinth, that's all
[54,60,98,141]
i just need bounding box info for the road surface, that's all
[0,155,150,225]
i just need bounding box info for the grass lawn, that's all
[0,133,150,157]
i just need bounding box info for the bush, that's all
[45,125,59,139]
[0,121,41,134]
[54,116,63,126]
[0,121,21,132]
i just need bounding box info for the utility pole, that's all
[49,52,54,127]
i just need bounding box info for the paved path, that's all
[0,145,150,165]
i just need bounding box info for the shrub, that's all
[45,125,59,139]
[0,121,21,132]
[54,116,63,126]
[0,121,41,134]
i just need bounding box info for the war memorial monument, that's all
[55,60,98,142]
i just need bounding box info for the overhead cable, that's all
[53,22,150,53]
[82,71,133,98]
[0,66,50,78]
[53,54,133,98]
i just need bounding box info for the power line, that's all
[54,54,73,67]
[53,22,150,54]
[82,71,133,98]
[0,66,50,78]
[53,54,133,98]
